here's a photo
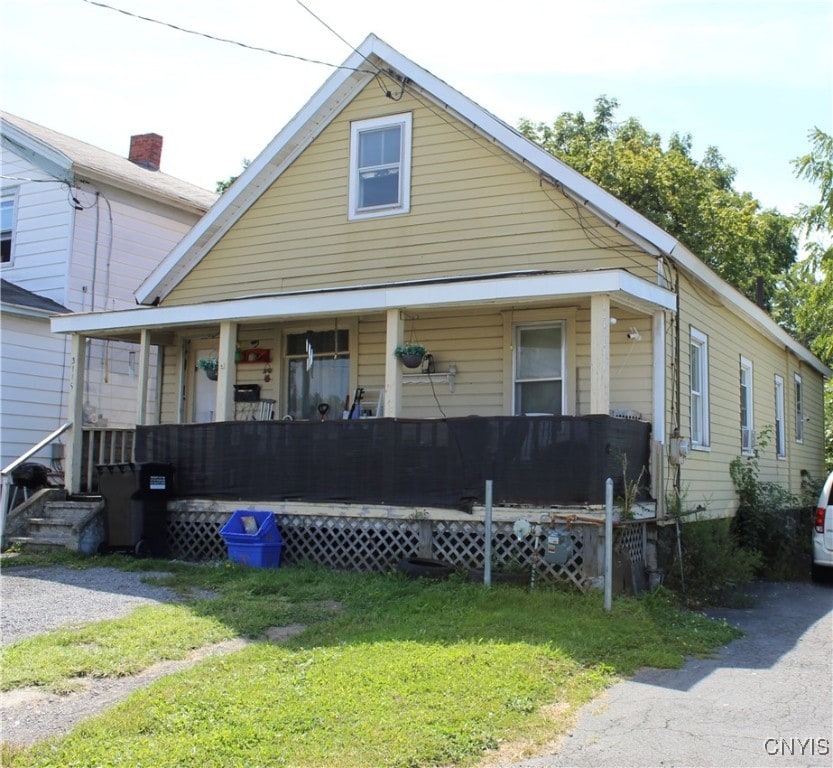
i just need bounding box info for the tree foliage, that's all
[779,128,833,365]
[216,159,251,193]
[780,128,833,469]
[518,96,797,306]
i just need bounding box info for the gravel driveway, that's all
[1,564,182,644]
[0,562,245,747]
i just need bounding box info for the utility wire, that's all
[293,0,404,99]
[80,0,375,73]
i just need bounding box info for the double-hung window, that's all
[513,323,564,415]
[774,375,786,458]
[794,373,804,443]
[689,328,710,448]
[1,193,16,264]
[348,113,412,220]
[740,356,754,453]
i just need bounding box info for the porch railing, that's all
[81,428,136,492]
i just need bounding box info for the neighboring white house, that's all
[0,112,217,471]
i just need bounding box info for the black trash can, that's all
[134,462,175,558]
[97,463,140,551]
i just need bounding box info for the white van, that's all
[812,471,833,582]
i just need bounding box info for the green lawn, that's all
[1,555,740,767]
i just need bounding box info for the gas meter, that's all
[543,527,573,566]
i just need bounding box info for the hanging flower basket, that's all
[393,344,427,369]
[198,357,219,380]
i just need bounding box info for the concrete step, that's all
[44,500,103,515]
[28,518,77,534]
[8,497,106,555]
[7,534,73,551]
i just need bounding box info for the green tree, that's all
[216,159,251,193]
[518,97,798,306]
[778,128,833,468]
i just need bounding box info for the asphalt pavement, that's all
[510,580,833,768]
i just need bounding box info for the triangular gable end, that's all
[135,33,679,307]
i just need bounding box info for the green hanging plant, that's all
[393,343,427,369]
[197,357,219,380]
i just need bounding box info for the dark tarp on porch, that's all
[135,415,651,511]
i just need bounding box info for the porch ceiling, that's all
[52,269,676,341]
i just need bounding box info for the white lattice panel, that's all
[165,508,645,591]
[614,524,645,564]
[169,511,227,561]
[279,516,419,572]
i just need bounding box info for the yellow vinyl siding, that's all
[674,271,826,517]
[164,83,657,306]
[159,344,181,424]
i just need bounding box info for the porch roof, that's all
[51,268,675,342]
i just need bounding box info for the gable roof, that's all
[136,34,682,307]
[1,279,69,317]
[0,111,217,214]
[114,35,826,378]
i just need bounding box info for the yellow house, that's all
[42,35,828,580]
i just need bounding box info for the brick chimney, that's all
[128,133,163,171]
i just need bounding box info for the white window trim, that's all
[794,373,804,444]
[740,356,754,455]
[1,189,19,267]
[348,113,412,221]
[511,320,566,416]
[774,374,786,459]
[689,328,710,449]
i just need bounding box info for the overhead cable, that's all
[80,0,375,73]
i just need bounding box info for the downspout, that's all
[84,192,102,405]
[673,264,682,496]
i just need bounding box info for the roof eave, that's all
[134,47,376,306]
[0,121,74,181]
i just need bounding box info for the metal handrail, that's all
[0,422,72,542]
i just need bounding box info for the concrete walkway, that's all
[512,581,833,768]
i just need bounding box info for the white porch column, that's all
[652,310,667,507]
[384,309,404,417]
[216,321,237,422]
[652,311,666,441]
[589,294,611,415]
[66,333,86,495]
[135,328,151,425]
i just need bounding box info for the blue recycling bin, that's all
[220,510,283,568]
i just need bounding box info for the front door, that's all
[192,344,218,423]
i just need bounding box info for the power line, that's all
[80,0,374,73]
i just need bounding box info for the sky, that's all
[1,0,831,218]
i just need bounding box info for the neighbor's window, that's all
[513,323,564,415]
[794,373,804,443]
[774,375,786,458]
[348,113,412,220]
[740,356,754,453]
[1,194,15,264]
[690,328,710,447]
[286,329,349,421]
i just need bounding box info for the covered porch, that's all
[53,268,676,501]
[47,268,676,586]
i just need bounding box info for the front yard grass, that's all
[1,554,740,767]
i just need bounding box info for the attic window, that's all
[348,113,411,220]
[1,194,15,264]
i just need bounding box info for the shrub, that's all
[728,430,815,579]
[659,510,760,606]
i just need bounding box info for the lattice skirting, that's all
[167,510,649,591]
